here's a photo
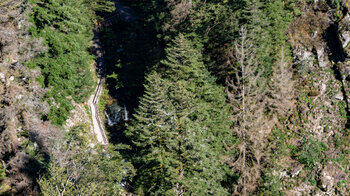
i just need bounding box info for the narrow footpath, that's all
[88,28,109,145]
[88,1,138,146]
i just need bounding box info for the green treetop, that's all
[29,0,98,125]
[128,34,232,195]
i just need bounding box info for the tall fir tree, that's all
[127,71,178,194]
[128,34,233,195]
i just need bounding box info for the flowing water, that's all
[105,102,129,126]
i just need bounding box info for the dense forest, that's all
[0,0,350,195]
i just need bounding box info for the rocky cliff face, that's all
[263,2,350,195]
[0,0,60,194]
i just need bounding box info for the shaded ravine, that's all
[88,28,109,145]
[88,1,138,145]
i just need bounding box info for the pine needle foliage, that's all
[128,35,233,195]
[28,0,99,125]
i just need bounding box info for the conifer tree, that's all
[29,0,97,124]
[127,71,178,194]
[128,35,232,195]
[239,0,293,76]
[165,35,233,194]
[162,34,233,154]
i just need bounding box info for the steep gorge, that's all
[1,0,350,195]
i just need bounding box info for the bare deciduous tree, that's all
[267,46,296,118]
[39,139,101,196]
[225,25,296,195]
[225,26,274,195]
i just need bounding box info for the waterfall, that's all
[104,111,115,126]
[124,104,129,121]
[104,103,129,126]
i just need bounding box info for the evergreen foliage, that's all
[127,71,177,194]
[115,1,296,194]
[28,0,112,125]
[127,0,295,78]
[128,35,232,194]
[232,0,294,77]
[16,0,350,195]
